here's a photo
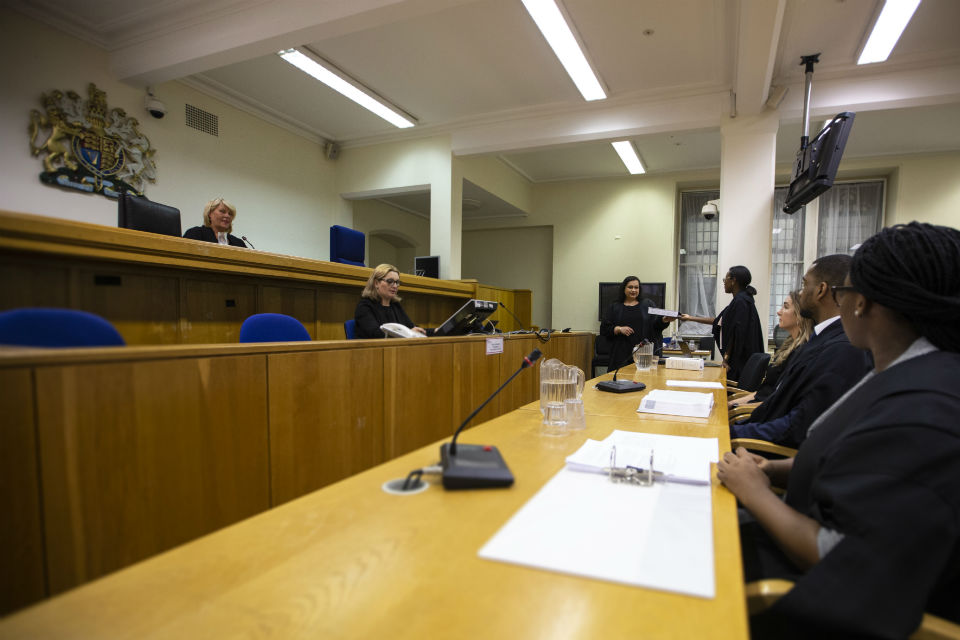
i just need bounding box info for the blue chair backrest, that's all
[0,308,125,347]
[344,318,356,340]
[239,313,311,343]
[330,225,365,266]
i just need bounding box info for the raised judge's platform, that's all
[0,210,532,343]
[0,332,591,615]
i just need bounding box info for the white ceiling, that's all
[14,0,960,217]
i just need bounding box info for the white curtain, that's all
[817,182,884,255]
[677,191,719,336]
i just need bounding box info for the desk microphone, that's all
[440,348,542,489]
[596,361,647,394]
[241,235,256,249]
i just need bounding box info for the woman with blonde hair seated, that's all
[354,264,427,339]
[719,222,960,638]
[729,290,813,408]
[183,197,246,247]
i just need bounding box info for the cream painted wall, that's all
[880,153,960,228]
[462,226,553,329]
[0,9,345,261]
[457,155,533,212]
[352,198,430,273]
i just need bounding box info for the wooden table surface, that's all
[0,364,747,639]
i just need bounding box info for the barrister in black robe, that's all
[681,266,764,380]
[719,221,960,639]
[599,276,672,370]
[731,318,871,448]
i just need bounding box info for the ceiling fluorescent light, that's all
[278,48,415,128]
[612,141,645,175]
[857,0,921,65]
[521,0,606,101]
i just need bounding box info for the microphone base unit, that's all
[596,380,647,394]
[440,443,514,489]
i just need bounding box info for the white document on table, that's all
[479,432,717,598]
[666,380,725,389]
[637,389,714,418]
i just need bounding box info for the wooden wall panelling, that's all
[400,291,466,331]
[498,337,541,413]
[182,277,257,343]
[259,284,318,339]
[452,340,503,433]
[382,342,456,459]
[0,368,46,615]
[34,355,270,595]
[268,347,385,506]
[0,259,70,311]
[513,290,532,329]
[75,265,181,344]
[316,285,364,340]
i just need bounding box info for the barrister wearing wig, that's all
[719,222,960,639]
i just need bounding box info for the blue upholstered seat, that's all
[329,225,365,266]
[239,313,311,343]
[344,318,356,340]
[0,308,126,347]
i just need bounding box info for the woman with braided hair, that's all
[718,222,960,638]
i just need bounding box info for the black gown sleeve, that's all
[599,303,620,339]
[183,226,206,241]
[354,299,385,339]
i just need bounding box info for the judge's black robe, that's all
[750,350,960,639]
[599,299,666,370]
[183,225,246,247]
[712,289,764,380]
[354,297,416,339]
[736,319,872,448]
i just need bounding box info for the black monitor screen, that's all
[783,111,856,214]
[434,299,498,337]
[414,255,440,278]
[598,282,666,321]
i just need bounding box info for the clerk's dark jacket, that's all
[599,299,666,370]
[713,289,765,380]
[751,350,960,639]
[354,297,416,339]
[183,226,246,247]
[732,319,871,448]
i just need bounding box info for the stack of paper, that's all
[665,356,704,371]
[478,431,719,597]
[638,389,714,418]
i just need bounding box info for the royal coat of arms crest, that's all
[28,83,158,198]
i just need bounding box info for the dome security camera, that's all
[145,89,166,119]
[701,200,719,221]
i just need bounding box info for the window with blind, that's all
[769,188,805,337]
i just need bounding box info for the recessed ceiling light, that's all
[278,48,416,128]
[857,0,921,65]
[521,0,606,101]
[612,141,645,175]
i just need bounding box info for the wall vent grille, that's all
[185,104,218,136]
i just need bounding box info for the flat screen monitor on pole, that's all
[783,111,856,214]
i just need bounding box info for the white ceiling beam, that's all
[775,63,960,120]
[450,92,730,156]
[109,0,474,87]
[733,0,787,117]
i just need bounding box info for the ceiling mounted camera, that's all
[145,88,166,119]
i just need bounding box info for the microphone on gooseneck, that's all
[242,235,256,249]
[440,348,542,489]
[498,301,529,333]
[595,350,647,394]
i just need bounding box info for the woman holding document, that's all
[717,222,960,638]
[599,275,673,370]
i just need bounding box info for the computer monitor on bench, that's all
[434,299,498,337]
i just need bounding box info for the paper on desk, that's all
[479,433,716,598]
[666,380,725,389]
[637,389,714,418]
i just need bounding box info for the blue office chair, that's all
[239,313,311,343]
[0,307,126,347]
[329,225,365,266]
[344,318,357,340]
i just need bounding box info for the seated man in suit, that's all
[730,254,871,448]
